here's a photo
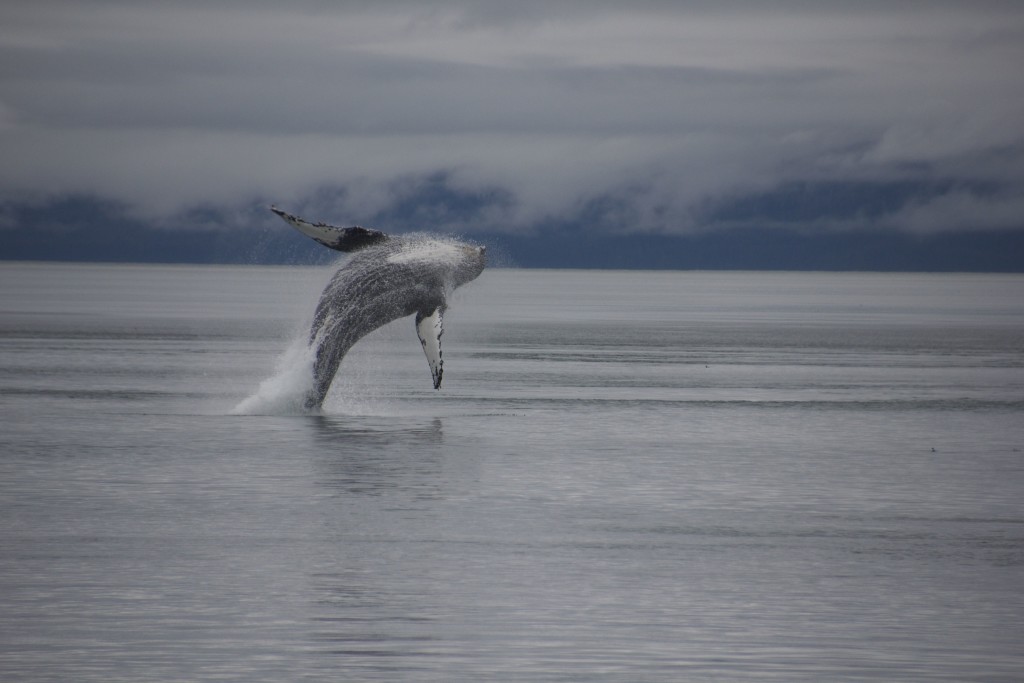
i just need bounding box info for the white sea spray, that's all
[230,336,315,415]
[386,236,465,268]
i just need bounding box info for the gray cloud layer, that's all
[2,1,1023,234]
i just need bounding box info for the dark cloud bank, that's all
[2,2,1023,270]
[4,177,1022,271]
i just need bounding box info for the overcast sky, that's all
[2,0,1023,237]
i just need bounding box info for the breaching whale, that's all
[270,207,486,410]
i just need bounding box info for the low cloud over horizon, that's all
[2,0,1023,243]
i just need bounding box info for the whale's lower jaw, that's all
[304,338,351,412]
[302,388,326,412]
[302,354,328,410]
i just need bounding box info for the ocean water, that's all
[1,261,1022,682]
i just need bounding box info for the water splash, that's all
[230,337,315,415]
[229,329,398,416]
[386,236,466,267]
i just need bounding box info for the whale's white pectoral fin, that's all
[270,206,388,253]
[416,307,444,390]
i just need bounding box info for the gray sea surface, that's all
[1,262,1023,682]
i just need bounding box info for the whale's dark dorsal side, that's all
[272,206,485,410]
[270,206,389,252]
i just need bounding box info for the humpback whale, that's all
[270,207,486,410]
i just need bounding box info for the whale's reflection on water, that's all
[307,416,447,497]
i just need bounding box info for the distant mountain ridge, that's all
[3,193,1022,272]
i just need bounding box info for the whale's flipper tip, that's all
[269,206,389,253]
[416,307,444,390]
